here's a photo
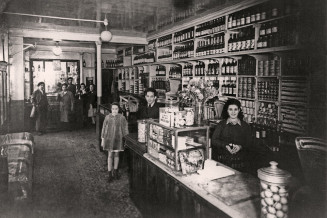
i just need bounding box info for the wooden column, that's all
[95,41,102,150]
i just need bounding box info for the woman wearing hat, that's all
[31,82,48,135]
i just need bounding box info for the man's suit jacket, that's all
[138,102,160,119]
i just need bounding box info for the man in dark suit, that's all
[32,82,48,135]
[67,77,76,95]
[138,88,160,119]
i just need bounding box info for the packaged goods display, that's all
[147,120,209,173]
[238,56,256,76]
[240,100,255,123]
[238,77,255,99]
[258,79,279,101]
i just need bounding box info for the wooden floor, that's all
[1,127,142,218]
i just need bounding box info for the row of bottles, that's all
[207,61,220,76]
[158,35,172,48]
[133,52,155,65]
[221,79,237,97]
[173,42,194,59]
[183,64,193,77]
[258,56,280,76]
[228,27,255,52]
[257,17,299,49]
[158,50,172,60]
[98,60,121,69]
[169,66,182,78]
[221,58,238,76]
[195,62,205,76]
[228,0,296,30]
[155,65,166,76]
[173,28,194,43]
[151,78,167,90]
[195,16,226,37]
[238,56,256,75]
[258,79,279,101]
[251,121,280,151]
[238,77,255,99]
[196,33,225,56]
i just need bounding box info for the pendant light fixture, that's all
[100,15,112,42]
[52,41,62,56]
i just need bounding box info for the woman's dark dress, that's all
[211,119,252,171]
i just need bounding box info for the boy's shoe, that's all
[112,169,120,180]
[108,171,113,183]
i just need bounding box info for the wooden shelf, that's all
[195,29,226,39]
[154,45,300,65]
[157,44,172,49]
[174,38,194,44]
[258,99,278,103]
[238,97,255,101]
[238,75,256,77]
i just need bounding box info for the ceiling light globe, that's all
[100,30,112,42]
[52,46,62,56]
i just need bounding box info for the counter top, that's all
[143,154,260,218]
[124,133,261,218]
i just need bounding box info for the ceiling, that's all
[23,37,123,49]
[1,0,243,50]
[3,0,177,32]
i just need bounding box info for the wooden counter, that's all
[125,134,261,218]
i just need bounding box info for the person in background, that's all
[78,83,89,126]
[57,83,74,131]
[67,77,76,95]
[211,99,252,172]
[32,82,48,135]
[88,84,97,125]
[138,87,160,119]
[101,102,129,182]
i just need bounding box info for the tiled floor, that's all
[1,127,142,218]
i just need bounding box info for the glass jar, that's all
[174,111,186,128]
[184,107,194,126]
[258,161,291,218]
[137,120,147,143]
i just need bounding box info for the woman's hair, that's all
[221,99,244,120]
[80,83,85,87]
[111,102,122,113]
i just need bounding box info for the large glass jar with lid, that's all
[258,161,291,218]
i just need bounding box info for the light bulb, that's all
[52,45,62,56]
[100,30,112,42]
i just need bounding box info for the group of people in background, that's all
[31,77,97,135]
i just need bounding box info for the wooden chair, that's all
[293,137,327,217]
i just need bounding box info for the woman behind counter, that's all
[211,99,252,172]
